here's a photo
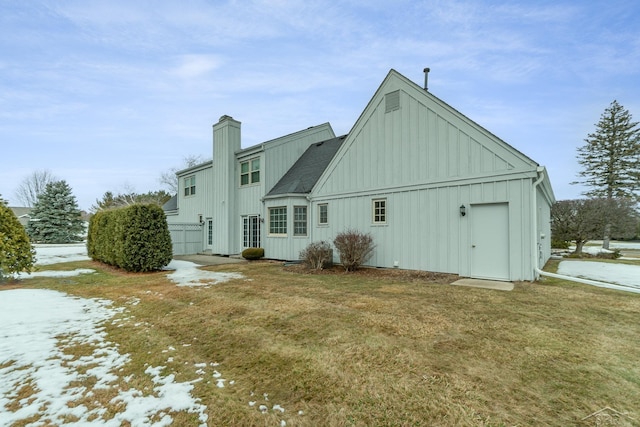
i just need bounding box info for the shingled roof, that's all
[266,135,346,197]
[162,195,178,212]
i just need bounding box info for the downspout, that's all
[531,167,640,294]
[535,268,640,294]
[531,167,545,281]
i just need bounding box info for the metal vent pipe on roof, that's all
[423,67,430,90]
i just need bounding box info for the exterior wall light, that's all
[460,205,466,217]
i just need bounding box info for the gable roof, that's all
[237,122,335,159]
[9,207,32,218]
[312,69,544,196]
[385,69,538,166]
[265,135,346,197]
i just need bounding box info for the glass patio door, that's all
[243,215,261,248]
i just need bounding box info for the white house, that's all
[165,69,555,281]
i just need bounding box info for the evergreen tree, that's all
[0,195,36,280]
[573,100,640,248]
[27,181,85,243]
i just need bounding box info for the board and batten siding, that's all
[263,197,311,261]
[261,124,335,192]
[235,124,334,254]
[308,70,548,281]
[536,184,553,268]
[234,122,332,217]
[315,79,535,199]
[167,164,214,226]
[310,175,537,280]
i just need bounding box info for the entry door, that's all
[206,219,213,250]
[243,215,261,249]
[470,203,510,281]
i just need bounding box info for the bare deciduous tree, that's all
[14,169,58,207]
[158,155,208,194]
[551,198,638,255]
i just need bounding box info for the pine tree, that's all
[574,100,640,201]
[0,195,36,280]
[573,100,640,248]
[27,181,85,243]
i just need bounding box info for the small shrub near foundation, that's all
[333,229,375,272]
[551,239,570,249]
[300,241,333,270]
[242,247,264,260]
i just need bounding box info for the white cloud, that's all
[171,54,223,79]
[1,0,639,207]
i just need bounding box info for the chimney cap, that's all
[423,67,430,73]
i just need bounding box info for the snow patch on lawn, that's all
[14,268,96,279]
[18,245,244,286]
[33,243,90,265]
[557,261,640,289]
[164,259,244,287]
[0,289,208,426]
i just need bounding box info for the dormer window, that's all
[240,158,260,186]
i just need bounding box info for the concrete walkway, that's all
[451,278,514,291]
[173,254,246,266]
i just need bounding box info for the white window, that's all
[373,198,386,224]
[293,206,307,236]
[269,207,287,235]
[184,176,196,196]
[318,203,328,225]
[240,158,260,186]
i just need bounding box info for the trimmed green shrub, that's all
[596,249,622,259]
[551,238,570,249]
[0,200,36,280]
[300,241,333,270]
[87,204,172,272]
[333,229,375,272]
[242,247,264,260]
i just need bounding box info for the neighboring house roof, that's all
[266,135,346,197]
[162,195,178,212]
[9,207,32,218]
[8,207,32,227]
[175,161,214,178]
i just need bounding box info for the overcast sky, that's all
[1,0,638,210]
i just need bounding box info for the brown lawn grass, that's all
[3,258,640,426]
